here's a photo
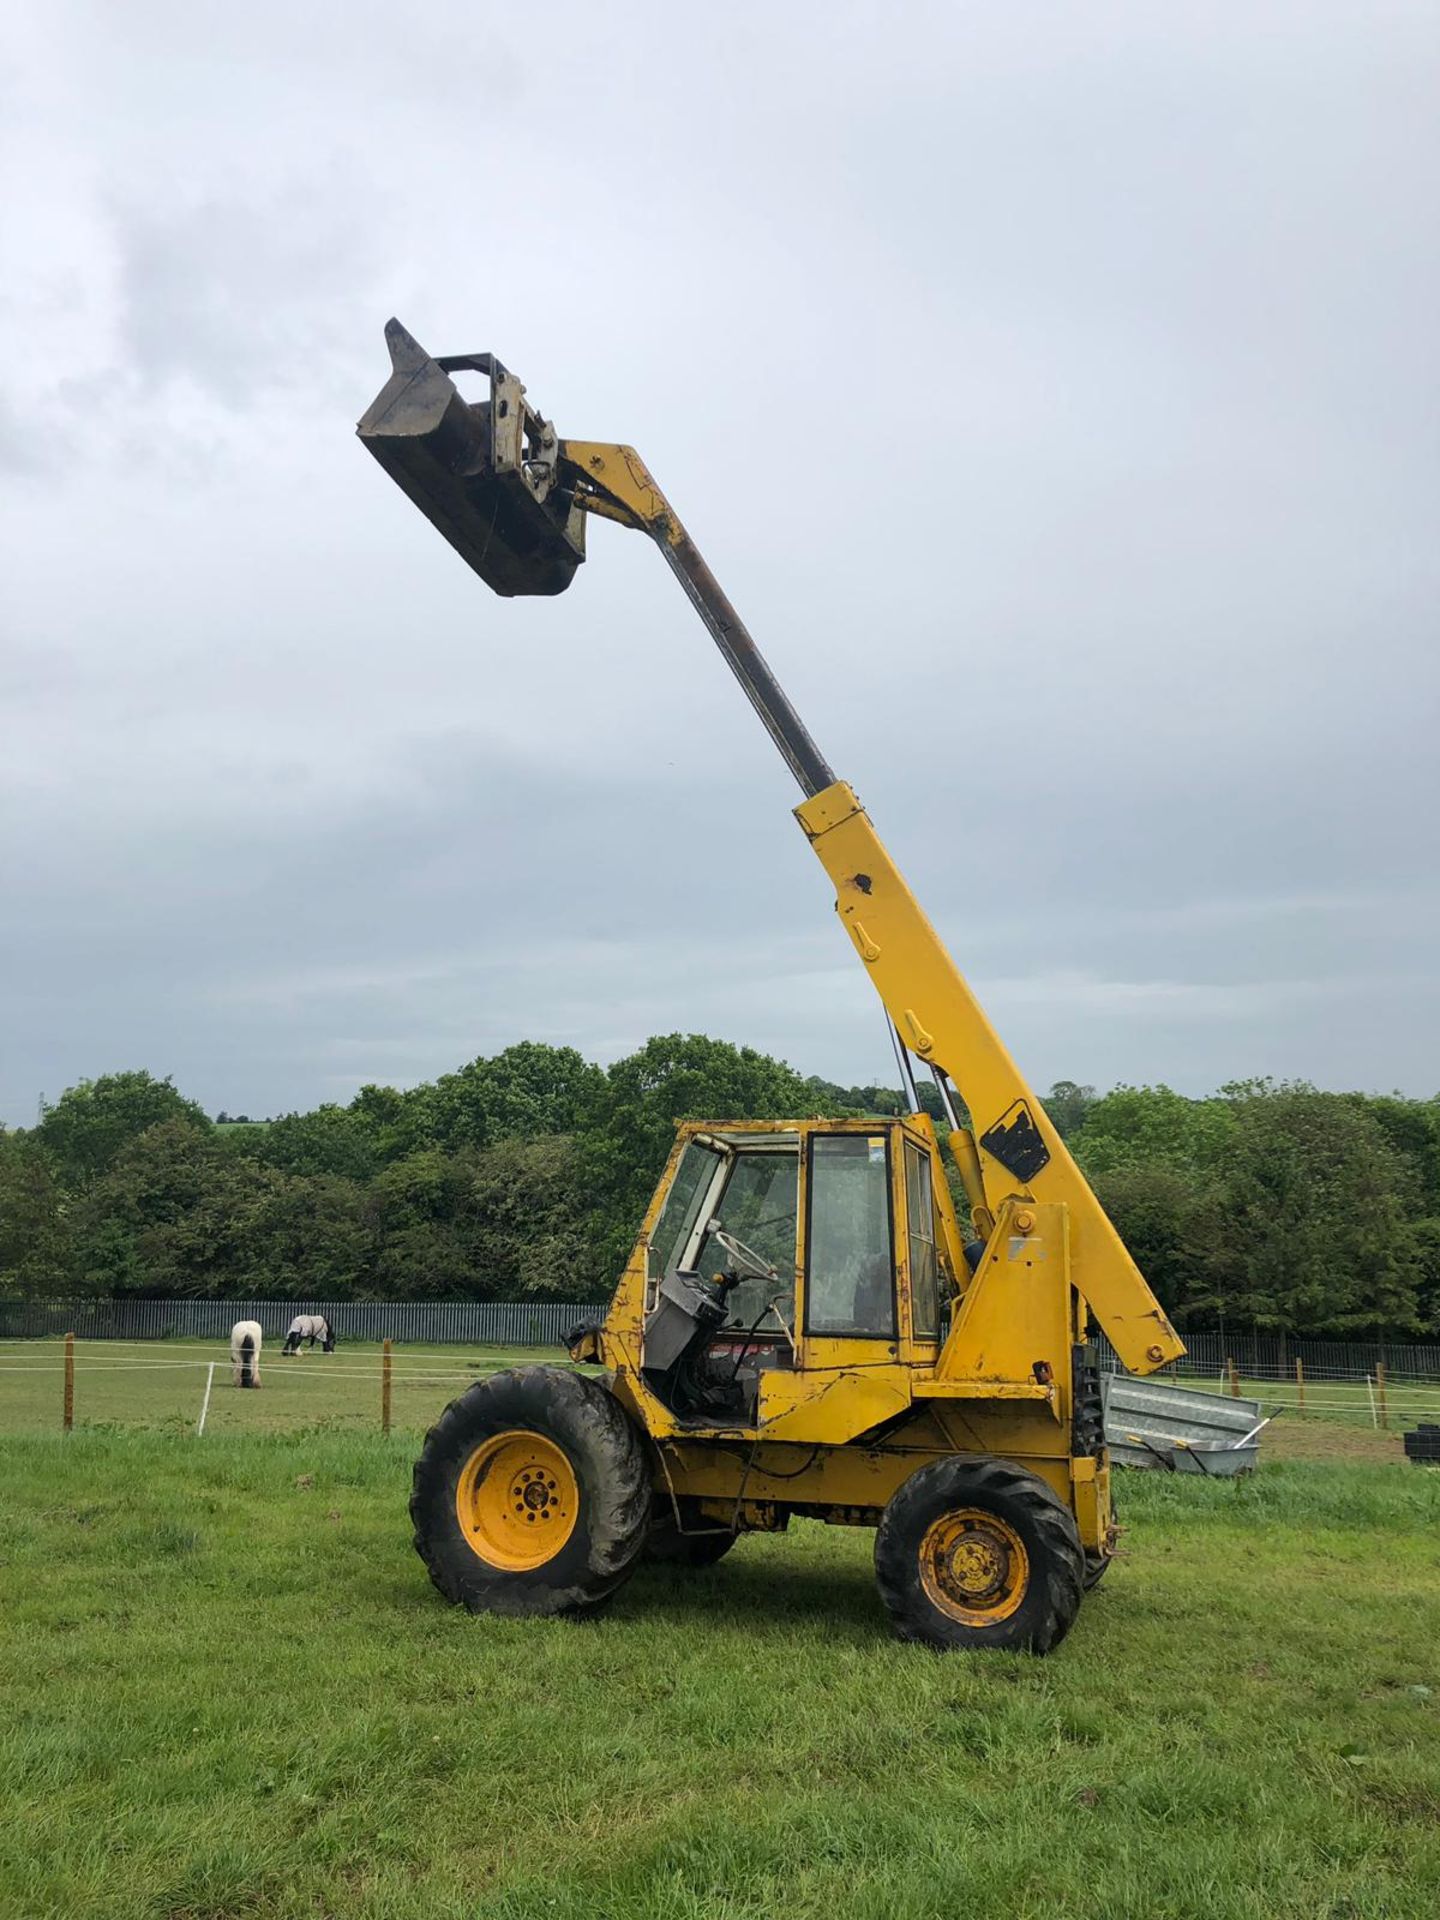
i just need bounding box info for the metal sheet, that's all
[1103,1373,1262,1470]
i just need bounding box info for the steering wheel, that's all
[709,1225,777,1281]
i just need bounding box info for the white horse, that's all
[281,1314,336,1355]
[230,1319,263,1388]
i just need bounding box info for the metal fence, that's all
[2,1301,1437,1379]
[0,1298,584,1347]
[1096,1329,1440,1382]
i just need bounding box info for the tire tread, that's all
[410,1366,651,1617]
[874,1455,1084,1655]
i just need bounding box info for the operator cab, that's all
[640,1120,944,1425]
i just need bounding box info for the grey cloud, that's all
[2,0,1437,1125]
[114,191,387,410]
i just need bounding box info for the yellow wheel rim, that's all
[455,1430,579,1571]
[919,1507,1029,1625]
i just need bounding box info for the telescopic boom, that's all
[357,321,1183,1374]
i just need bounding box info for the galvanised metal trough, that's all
[1103,1373,1266,1475]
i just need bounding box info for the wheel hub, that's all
[455,1430,578,1571]
[919,1507,1029,1625]
[947,1532,1008,1602]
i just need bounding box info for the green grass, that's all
[1,1431,1438,1920]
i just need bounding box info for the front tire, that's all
[875,1456,1084,1654]
[410,1368,650,1617]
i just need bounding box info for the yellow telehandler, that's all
[357,322,1185,1653]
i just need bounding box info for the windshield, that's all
[694,1149,799,1331]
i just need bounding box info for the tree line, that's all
[1,1040,1436,1335]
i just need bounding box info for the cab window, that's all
[805,1134,895,1337]
[905,1140,941,1339]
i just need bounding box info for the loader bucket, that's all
[356,319,585,597]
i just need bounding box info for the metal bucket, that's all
[357,319,585,597]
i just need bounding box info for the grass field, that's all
[0,1340,564,1440]
[2,1377,1439,1920]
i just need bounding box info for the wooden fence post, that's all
[1375,1360,1388,1430]
[1227,1357,1240,1398]
[382,1338,393,1437]
[1295,1357,1306,1417]
[63,1331,75,1432]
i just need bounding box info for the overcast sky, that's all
[2,1,1437,1127]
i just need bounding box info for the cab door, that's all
[798,1125,900,1371]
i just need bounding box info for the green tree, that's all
[365,1150,474,1299]
[37,1072,208,1188]
[1205,1083,1421,1334]
[250,1174,374,1299]
[0,1132,78,1298]
[801,1077,907,1117]
[246,1105,380,1182]
[74,1118,285,1297]
[1360,1095,1440,1213]
[429,1043,605,1151]
[1072,1083,1234,1178]
[586,1034,833,1276]
[1046,1081,1096,1141]
[345,1082,439,1164]
[1405,1216,1440,1334]
[369,1220,474,1299]
[1088,1160,1223,1329]
[10,1044,1435,1335]
[462,1136,604,1300]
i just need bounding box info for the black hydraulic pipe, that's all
[930,1067,965,1135]
[359,322,835,795]
[887,1018,923,1115]
[657,533,835,799]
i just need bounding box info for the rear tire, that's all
[646,1497,737,1568]
[410,1368,650,1617]
[875,1456,1084,1654]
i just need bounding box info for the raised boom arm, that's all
[357,321,1184,1374]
